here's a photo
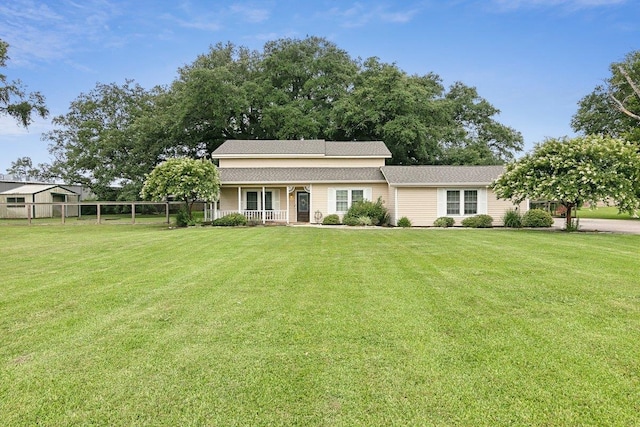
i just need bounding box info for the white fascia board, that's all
[387,182,492,187]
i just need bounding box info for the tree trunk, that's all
[565,204,573,229]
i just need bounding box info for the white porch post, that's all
[237,186,242,214]
[213,200,217,220]
[309,184,313,223]
[394,187,398,226]
[261,186,266,224]
[286,186,291,224]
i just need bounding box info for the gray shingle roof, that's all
[212,140,391,158]
[219,167,386,184]
[381,165,505,186]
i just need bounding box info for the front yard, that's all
[1,226,638,425]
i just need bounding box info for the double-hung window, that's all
[464,190,477,215]
[336,190,349,212]
[446,190,478,215]
[332,188,369,213]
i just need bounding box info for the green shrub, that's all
[461,214,494,228]
[212,213,248,226]
[522,209,554,228]
[343,216,362,226]
[433,217,455,228]
[343,197,389,226]
[175,207,194,227]
[358,216,372,226]
[397,216,412,228]
[502,209,522,228]
[322,214,341,225]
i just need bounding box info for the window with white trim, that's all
[329,188,371,213]
[446,190,478,215]
[464,190,477,215]
[336,190,348,212]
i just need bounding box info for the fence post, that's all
[27,203,32,225]
[166,202,170,224]
[97,203,101,224]
[132,203,136,224]
[61,204,65,224]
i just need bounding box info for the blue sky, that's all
[0,0,638,175]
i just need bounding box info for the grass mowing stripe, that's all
[1,226,639,425]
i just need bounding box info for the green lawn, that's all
[577,206,640,220]
[1,226,639,426]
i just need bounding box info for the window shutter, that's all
[364,187,373,202]
[327,188,336,214]
[437,189,447,217]
[273,189,280,210]
[478,188,488,214]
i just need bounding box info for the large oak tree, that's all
[48,36,523,197]
[572,50,640,144]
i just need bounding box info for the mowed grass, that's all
[577,206,640,220]
[1,226,639,426]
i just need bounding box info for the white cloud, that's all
[327,2,422,28]
[229,4,270,23]
[490,0,627,11]
[0,0,124,65]
[0,115,51,137]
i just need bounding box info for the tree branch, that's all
[610,65,640,121]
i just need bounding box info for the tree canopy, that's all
[140,158,220,219]
[47,36,523,198]
[6,156,51,181]
[572,50,640,144]
[491,135,640,228]
[45,80,162,200]
[0,39,48,128]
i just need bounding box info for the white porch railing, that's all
[215,209,288,222]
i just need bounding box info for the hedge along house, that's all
[212,139,527,226]
[0,184,80,219]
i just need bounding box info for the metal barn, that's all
[0,184,80,219]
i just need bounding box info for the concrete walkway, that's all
[553,218,640,235]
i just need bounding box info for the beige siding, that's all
[395,187,438,227]
[392,186,528,227]
[0,195,29,219]
[218,187,240,211]
[34,191,53,217]
[311,183,389,223]
[487,190,527,224]
[219,157,385,168]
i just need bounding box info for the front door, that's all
[297,192,309,222]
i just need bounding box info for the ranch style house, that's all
[211,139,527,226]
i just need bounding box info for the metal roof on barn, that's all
[0,184,78,195]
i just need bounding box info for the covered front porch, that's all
[205,185,314,224]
